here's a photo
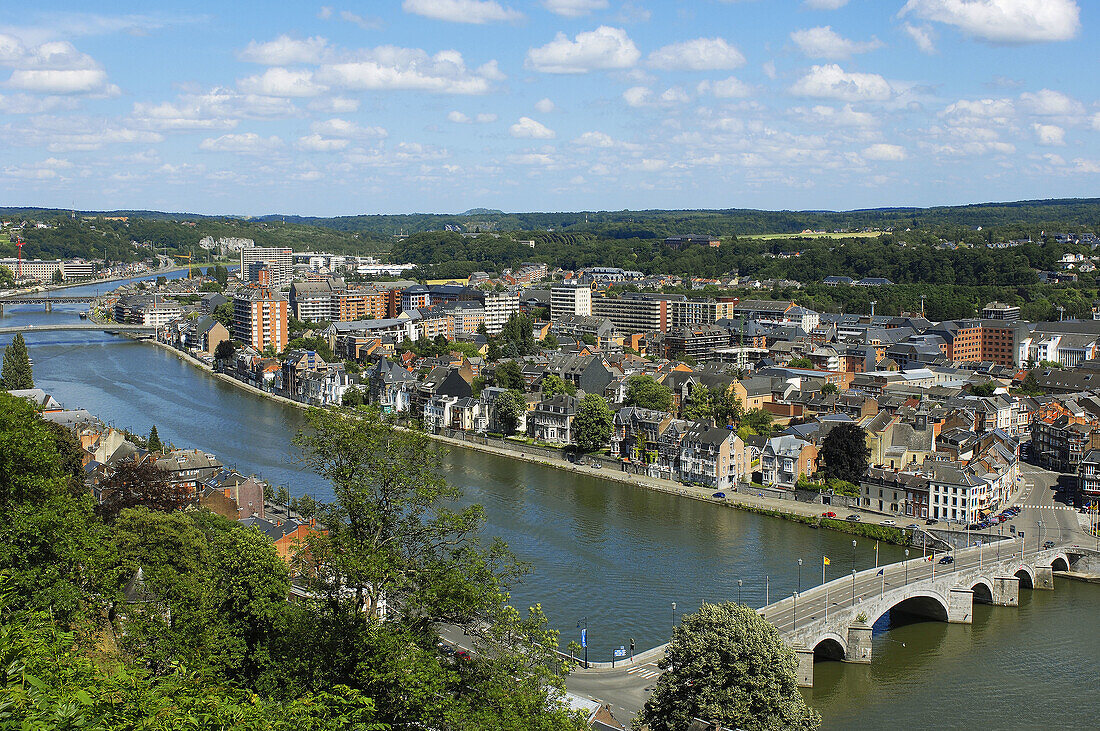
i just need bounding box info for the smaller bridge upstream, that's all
[0,323,156,335]
[765,541,1085,686]
[0,296,97,314]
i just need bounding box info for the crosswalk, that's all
[626,664,662,680]
[1016,504,1077,511]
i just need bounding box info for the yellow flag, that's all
[823,556,831,566]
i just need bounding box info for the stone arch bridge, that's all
[758,543,1086,686]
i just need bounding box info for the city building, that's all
[233,268,288,353]
[241,246,293,287]
[484,291,519,334]
[981,301,1022,321]
[592,293,670,334]
[551,284,592,320]
[760,436,818,490]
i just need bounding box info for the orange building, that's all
[937,320,1022,367]
[233,268,288,353]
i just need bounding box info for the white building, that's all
[550,284,592,321]
[240,247,293,287]
[484,291,519,334]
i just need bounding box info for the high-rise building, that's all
[241,247,293,287]
[234,268,288,353]
[550,284,592,321]
[592,292,671,334]
[484,291,519,334]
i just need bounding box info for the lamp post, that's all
[1037,520,1043,553]
[671,602,677,631]
[904,549,909,584]
[851,569,857,607]
[793,591,798,630]
[577,617,588,669]
[797,558,803,593]
[766,575,770,606]
[851,540,857,575]
[737,579,743,605]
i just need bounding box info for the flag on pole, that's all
[823,556,831,566]
[877,568,884,576]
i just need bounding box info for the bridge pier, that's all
[794,645,814,688]
[44,301,51,312]
[844,623,872,664]
[948,588,974,623]
[1034,565,1054,590]
[993,576,1020,606]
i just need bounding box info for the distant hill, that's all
[461,208,505,216]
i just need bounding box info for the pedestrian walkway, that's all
[625,664,662,680]
[1017,504,1077,511]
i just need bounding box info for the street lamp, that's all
[851,540,857,575]
[793,591,799,630]
[904,549,909,584]
[1037,520,1043,553]
[738,579,743,605]
[797,558,803,592]
[851,569,857,606]
[671,602,677,631]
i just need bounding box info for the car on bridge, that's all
[926,518,938,525]
[821,511,837,518]
[846,514,861,522]
[938,555,954,564]
[881,519,897,526]
[1043,540,1055,549]
[907,523,920,529]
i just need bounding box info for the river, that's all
[2,275,1097,729]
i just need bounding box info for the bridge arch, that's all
[810,632,847,661]
[1014,565,1035,589]
[868,589,950,628]
[1050,554,1070,573]
[969,578,994,604]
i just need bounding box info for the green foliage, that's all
[493,360,525,391]
[0,264,13,287]
[215,339,238,361]
[147,425,163,452]
[573,394,614,452]
[969,380,997,397]
[494,312,539,358]
[52,268,65,283]
[286,336,334,362]
[541,331,559,350]
[740,408,774,438]
[1015,369,1044,396]
[640,602,820,731]
[213,301,234,328]
[681,384,714,421]
[625,375,673,412]
[820,423,870,484]
[342,388,366,408]
[821,382,839,395]
[1,333,34,390]
[494,389,527,436]
[540,374,576,398]
[787,356,813,369]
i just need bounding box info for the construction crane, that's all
[14,234,24,280]
[178,252,194,278]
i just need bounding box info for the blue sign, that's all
[614,648,626,658]
[580,628,587,648]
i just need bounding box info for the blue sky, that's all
[0,0,1096,216]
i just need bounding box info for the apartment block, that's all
[241,246,293,287]
[592,293,670,334]
[233,269,288,352]
[550,284,592,320]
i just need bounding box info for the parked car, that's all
[821,511,837,518]
[938,555,954,565]
[926,518,938,525]
[881,519,897,526]
[1043,540,1056,549]
[846,514,861,522]
[712,492,726,499]
[907,523,920,529]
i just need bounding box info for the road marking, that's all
[626,666,662,680]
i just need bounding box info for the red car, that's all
[821,511,837,518]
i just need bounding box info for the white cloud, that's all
[535,97,556,113]
[573,130,616,147]
[198,132,283,154]
[543,0,608,17]
[0,93,79,114]
[790,64,892,101]
[402,0,522,24]
[623,86,651,107]
[311,118,386,138]
[6,68,113,94]
[1091,113,1100,132]
[903,23,937,53]
[476,112,497,123]
[1033,123,1066,146]
[339,10,382,30]
[507,152,556,166]
[647,37,746,71]
[941,97,1015,125]
[526,26,640,73]
[308,96,360,113]
[131,100,239,130]
[803,0,849,8]
[810,103,877,127]
[863,143,908,161]
[791,26,883,59]
[237,68,326,97]
[296,134,349,152]
[510,116,555,139]
[1018,89,1083,116]
[448,110,471,123]
[238,35,328,65]
[697,76,752,99]
[899,0,1081,44]
[318,47,499,94]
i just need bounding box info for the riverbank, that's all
[4,266,190,297]
[135,337,929,543]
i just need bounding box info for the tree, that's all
[639,602,820,731]
[711,385,744,426]
[291,493,319,519]
[542,331,559,350]
[788,356,813,369]
[1,332,34,390]
[147,424,163,453]
[214,264,230,286]
[681,385,714,421]
[494,389,526,435]
[740,408,774,438]
[580,333,597,346]
[969,380,997,397]
[215,339,238,361]
[1016,369,1043,396]
[213,301,234,328]
[52,268,65,283]
[820,422,870,485]
[97,457,190,522]
[276,485,291,506]
[0,264,13,288]
[494,359,525,391]
[573,394,614,452]
[821,382,839,395]
[625,375,673,412]
[540,374,575,398]
[342,387,366,408]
